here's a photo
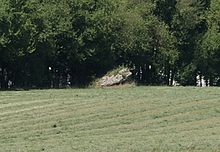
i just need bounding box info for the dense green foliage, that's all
[0,87,220,151]
[0,0,220,88]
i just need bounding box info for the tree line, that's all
[0,0,220,89]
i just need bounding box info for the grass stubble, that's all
[0,87,219,152]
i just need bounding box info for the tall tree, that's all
[196,0,220,86]
[171,0,210,86]
[115,0,178,84]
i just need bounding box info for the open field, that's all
[0,87,220,152]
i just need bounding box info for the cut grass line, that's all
[0,97,218,134]
[0,87,220,152]
[0,107,219,141]
[0,97,218,133]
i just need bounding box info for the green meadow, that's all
[0,87,219,152]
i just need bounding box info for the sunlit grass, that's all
[0,87,219,152]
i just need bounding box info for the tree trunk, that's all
[141,64,147,84]
[166,67,170,86]
[199,74,202,87]
[170,70,175,86]
[205,78,209,87]
[209,75,214,86]
[0,66,8,89]
[0,66,3,89]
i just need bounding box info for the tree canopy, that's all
[0,0,220,89]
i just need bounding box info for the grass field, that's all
[0,87,220,152]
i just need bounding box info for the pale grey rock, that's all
[99,68,132,86]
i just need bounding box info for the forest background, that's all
[0,0,220,89]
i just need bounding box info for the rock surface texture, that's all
[99,68,132,86]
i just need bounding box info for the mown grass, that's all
[0,87,219,152]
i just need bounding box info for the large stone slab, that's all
[99,68,132,86]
